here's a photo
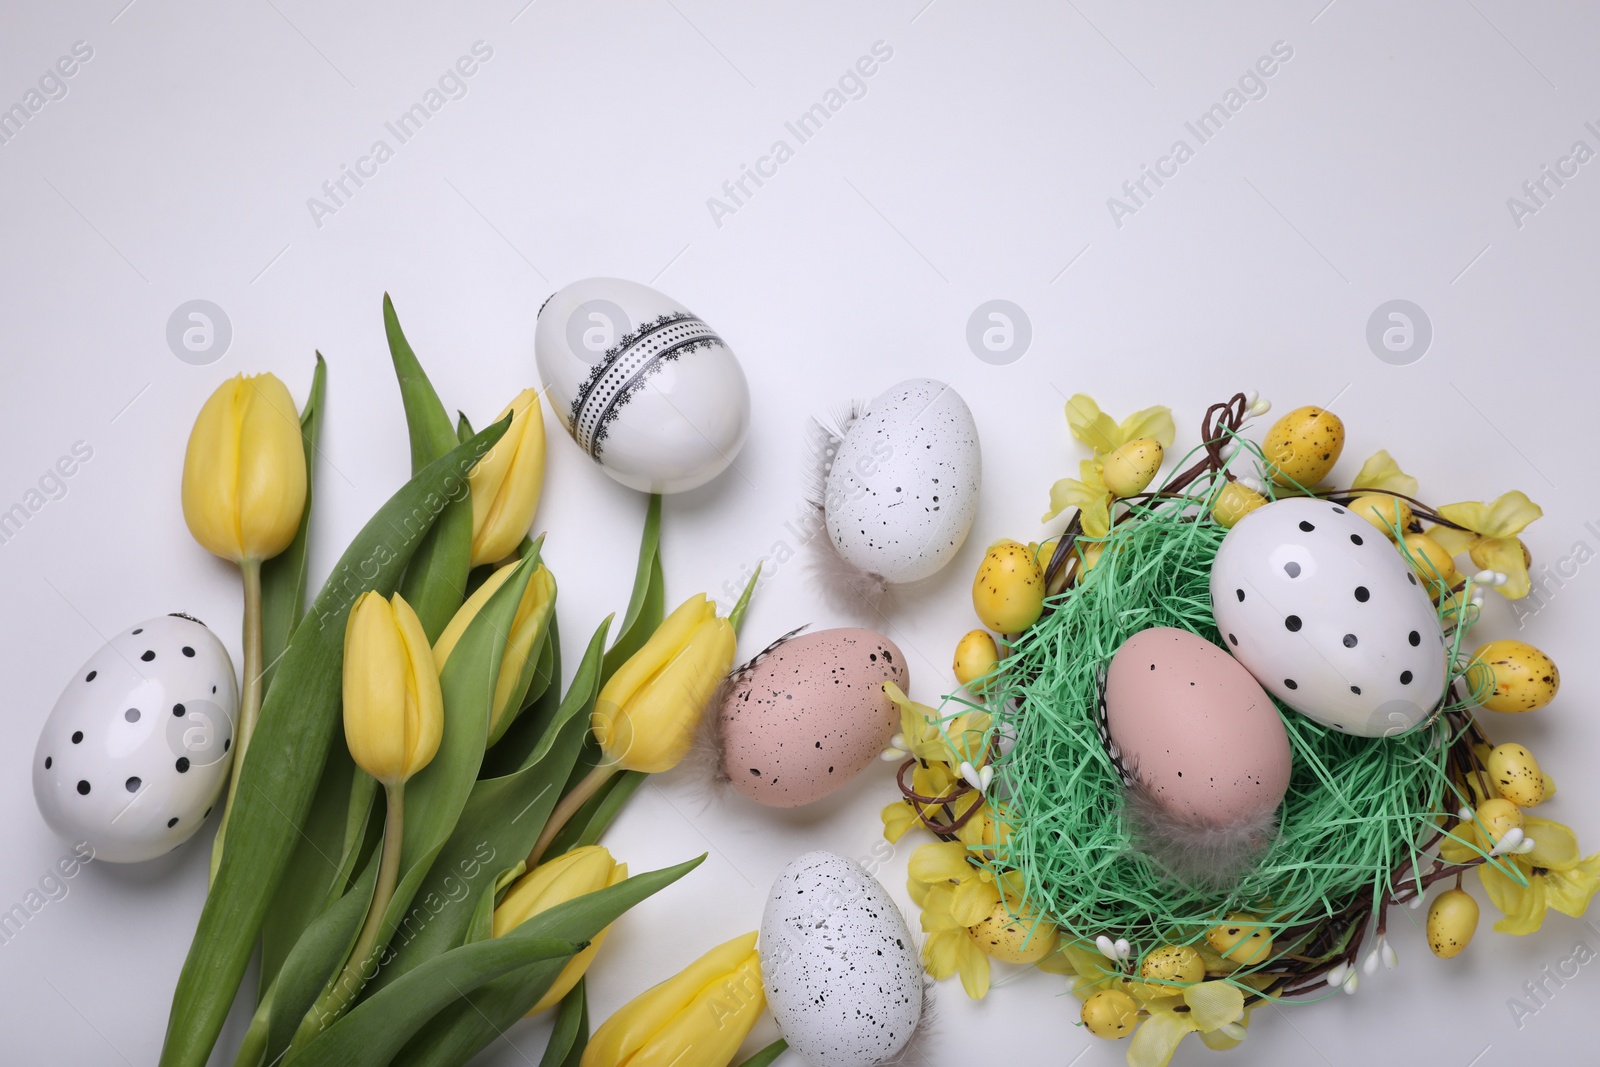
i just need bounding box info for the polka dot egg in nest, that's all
[1210,497,1449,738]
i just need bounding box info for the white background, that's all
[2,1,1596,1064]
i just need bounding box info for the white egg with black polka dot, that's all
[32,614,237,862]
[1210,497,1449,738]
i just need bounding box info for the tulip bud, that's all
[343,591,444,785]
[593,594,736,774]
[493,846,628,1015]
[468,388,546,567]
[434,561,556,743]
[582,932,764,1067]
[181,373,308,562]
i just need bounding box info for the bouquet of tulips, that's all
[161,296,761,1067]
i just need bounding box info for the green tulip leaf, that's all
[260,729,356,991]
[539,978,589,1067]
[370,617,611,992]
[331,770,380,906]
[386,855,705,1067]
[601,493,664,685]
[260,352,326,695]
[735,1038,792,1067]
[286,937,584,1067]
[263,851,382,1066]
[386,294,473,643]
[159,420,510,1067]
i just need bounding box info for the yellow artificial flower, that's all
[1478,817,1600,935]
[882,683,991,769]
[1429,491,1543,599]
[1043,395,1175,532]
[1350,450,1419,498]
[1128,982,1247,1067]
[955,799,1012,854]
[880,762,973,844]
[181,372,308,563]
[468,388,546,567]
[342,591,444,786]
[908,841,1004,927]
[1064,394,1176,458]
[918,876,992,999]
[592,594,735,774]
[1044,459,1113,536]
[493,846,628,1015]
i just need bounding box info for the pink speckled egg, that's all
[1101,627,1290,826]
[718,629,908,808]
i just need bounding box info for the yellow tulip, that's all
[468,388,546,567]
[593,594,736,774]
[435,561,556,742]
[343,591,444,785]
[582,932,764,1067]
[494,846,628,1015]
[182,372,307,563]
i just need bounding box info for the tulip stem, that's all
[293,782,405,1051]
[210,557,265,882]
[527,764,617,868]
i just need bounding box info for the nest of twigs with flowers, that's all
[881,392,1598,1066]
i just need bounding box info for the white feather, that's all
[1119,774,1280,890]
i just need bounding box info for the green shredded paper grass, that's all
[980,477,1467,953]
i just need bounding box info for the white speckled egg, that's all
[824,379,980,583]
[32,614,237,862]
[534,277,750,494]
[761,851,922,1067]
[1211,498,1448,737]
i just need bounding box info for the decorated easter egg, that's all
[33,614,237,863]
[1101,627,1290,827]
[717,629,907,807]
[534,277,750,494]
[823,378,980,584]
[1211,497,1448,737]
[761,851,922,1067]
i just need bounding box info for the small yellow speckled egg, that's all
[1470,639,1560,713]
[1073,540,1106,583]
[1212,481,1267,528]
[1348,493,1413,538]
[1475,797,1523,845]
[1486,743,1545,806]
[1139,944,1206,985]
[972,540,1046,633]
[1262,406,1345,486]
[1403,532,1460,591]
[1427,888,1479,959]
[1102,438,1164,497]
[1081,989,1140,1040]
[1206,914,1274,965]
[952,629,1000,693]
[967,898,1058,964]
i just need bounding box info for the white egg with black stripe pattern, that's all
[1210,497,1448,738]
[534,277,751,494]
[33,614,237,862]
[761,851,923,1067]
